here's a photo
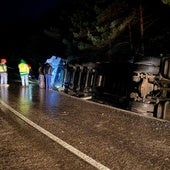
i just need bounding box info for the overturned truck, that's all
[129,56,170,120]
[64,55,170,121]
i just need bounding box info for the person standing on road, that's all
[38,63,45,88]
[43,62,53,90]
[18,59,30,87]
[0,58,9,87]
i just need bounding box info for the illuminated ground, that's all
[0,83,170,170]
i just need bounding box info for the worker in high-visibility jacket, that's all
[18,59,30,87]
[0,58,9,86]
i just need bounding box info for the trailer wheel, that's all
[133,64,160,75]
[134,57,160,66]
[130,101,154,114]
[163,101,170,120]
[156,103,163,119]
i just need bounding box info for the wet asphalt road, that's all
[0,83,170,170]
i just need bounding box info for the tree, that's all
[44,0,170,59]
[161,0,170,5]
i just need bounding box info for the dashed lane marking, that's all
[0,100,110,170]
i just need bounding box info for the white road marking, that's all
[0,100,110,170]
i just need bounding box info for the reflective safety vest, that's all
[0,63,7,73]
[18,63,29,75]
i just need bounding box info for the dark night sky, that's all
[0,0,60,23]
[0,0,67,60]
[0,0,70,76]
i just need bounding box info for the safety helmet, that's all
[20,59,26,63]
[1,58,7,63]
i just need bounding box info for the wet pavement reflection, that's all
[0,83,170,170]
[2,83,63,117]
[0,85,8,102]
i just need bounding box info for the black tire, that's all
[163,101,170,120]
[129,101,154,113]
[134,57,160,66]
[156,103,163,119]
[133,64,160,75]
[163,60,170,78]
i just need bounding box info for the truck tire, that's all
[133,64,160,75]
[134,57,160,66]
[129,101,154,115]
[155,103,163,119]
[163,101,170,120]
